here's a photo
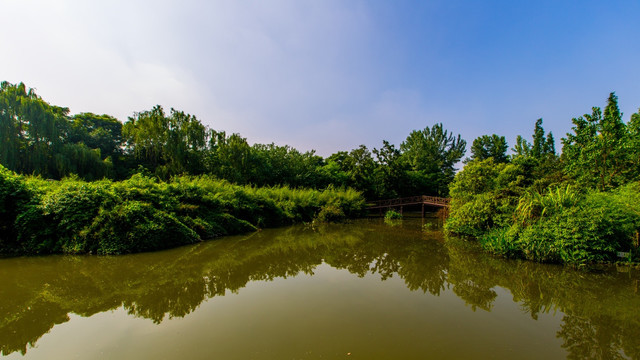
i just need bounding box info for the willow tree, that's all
[123,106,208,178]
[0,81,69,177]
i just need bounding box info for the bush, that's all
[479,227,522,259]
[314,205,346,223]
[445,158,529,237]
[1,173,366,255]
[511,184,640,265]
[84,201,200,254]
[384,210,403,220]
[0,166,34,253]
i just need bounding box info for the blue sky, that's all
[2,0,639,157]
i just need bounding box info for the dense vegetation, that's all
[0,165,364,255]
[446,93,640,266]
[0,80,470,255]
[3,80,639,265]
[0,81,466,199]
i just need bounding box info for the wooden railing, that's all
[367,195,450,209]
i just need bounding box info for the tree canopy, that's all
[0,81,468,199]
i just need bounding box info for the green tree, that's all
[321,146,376,198]
[373,140,407,198]
[628,109,640,179]
[532,118,546,158]
[562,93,633,190]
[399,123,466,196]
[69,113,123,159]
[206,131,253,184]
[123,106,207,178]
[469,134,508,163]
[512,135,531,158]
[0,81,69,177]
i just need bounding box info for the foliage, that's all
[474,183,640,266]
[0,81,69,177]
[384,209,403,220]
[0,172,365,255]
[399,123,466,196]
[0,166,34,253]
[447,94,640,265]
[513,184,581,225]
[515,184,640,265]
[469,134,508,163]
[123,106,208,178]
[562,93,639,191]
[372,140,407,198]
[84,201,200,254]
[314,205,346,223]
[1,81,469,201]
[478,227,521,258]
[445,158,530,237]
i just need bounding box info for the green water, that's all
[1,216,639,359]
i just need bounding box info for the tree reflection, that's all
[0,218,638,358]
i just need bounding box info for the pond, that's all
[1,215,639,359]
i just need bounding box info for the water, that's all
[1,216,639,359]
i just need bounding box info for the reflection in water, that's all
[1,216,639,358]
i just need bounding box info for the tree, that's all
[373,140,407,198]
[123,106,207,178]
[207,131,253,184]
[512,135,531,158]
[562,93,632,190]
[399,123,466,196]
[69,113,123,159]
[532,118,546,158]
[321,146,376,197]
[0,81,69,177]
[345,145,376,198]
[470,134,508,163]
[627,109,640,179]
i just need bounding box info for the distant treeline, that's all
[0,81,467,199]
[446,93,640,265]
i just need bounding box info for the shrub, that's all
[384,209,403,220]
[314,205,346,223]
[0,166,34,253]
[514,183,640,265]
[514,184,581,225]
[446,158,528,237]
[479,227,522,259]
[84,201,200,254]
[1,173,366,255]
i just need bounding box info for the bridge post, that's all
[421,203,425,219]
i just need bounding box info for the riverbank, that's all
[0,165,365,255]
[444,158,640,266]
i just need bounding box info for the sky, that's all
[2,0,640,157]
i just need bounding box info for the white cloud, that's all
[1,0,388,153]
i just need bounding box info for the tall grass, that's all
[514,184,581,225]
[480,183,640,266]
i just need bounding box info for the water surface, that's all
[1,216,639,359]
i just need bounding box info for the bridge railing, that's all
[368,195,450,208]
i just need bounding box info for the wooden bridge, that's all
[367,195,450,217]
